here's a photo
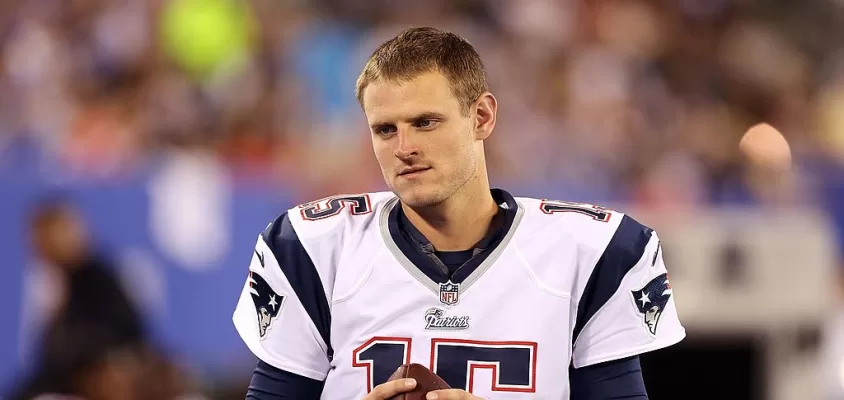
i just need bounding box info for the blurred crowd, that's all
[0,0,842,207]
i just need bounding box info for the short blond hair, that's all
[355,27,489,116]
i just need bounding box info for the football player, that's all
[233,27,685,399]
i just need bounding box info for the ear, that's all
[473,92,497,140]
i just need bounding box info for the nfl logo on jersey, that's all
[439,281,459,305]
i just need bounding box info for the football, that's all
[386,363,451,400]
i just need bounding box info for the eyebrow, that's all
[369,112,448,129]
[411,112,447,121]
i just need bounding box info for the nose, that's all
[394,129,419,160]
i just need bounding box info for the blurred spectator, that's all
[32,198,144,344]
[11,198,193,400]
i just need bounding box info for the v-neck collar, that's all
[398,197,506,259]
[379,189,524,300]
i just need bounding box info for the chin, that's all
[394,184,448,208]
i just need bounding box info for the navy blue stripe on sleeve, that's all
[247,360,324,399]
[569,356,648,399]
[573,215,653,344]
[261,212,333,360]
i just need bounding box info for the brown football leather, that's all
[386,363,451,400]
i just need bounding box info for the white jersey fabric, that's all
[233,190,685,399]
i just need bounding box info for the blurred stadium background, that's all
[1,0,843,399]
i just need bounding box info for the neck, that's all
[401,183,499,252]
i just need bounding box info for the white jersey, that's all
[232,190,685,399]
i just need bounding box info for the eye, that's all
[415,119,438,129]
[375,125,396,136]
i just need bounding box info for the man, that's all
[11,199,146,399]
[233,27,685,399]
[12,199,194,400]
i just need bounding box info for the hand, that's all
[362,378,417,399]
[425,389,485,399]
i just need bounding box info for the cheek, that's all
[371,142,389,164]
[446,130,476,160]
[373,148,397,181]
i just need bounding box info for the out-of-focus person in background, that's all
[29,198,145,352]
[10,198,192,400]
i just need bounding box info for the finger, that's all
[366,378,416,399]
[425,389,476,400]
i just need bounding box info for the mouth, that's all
[398,166,431,178]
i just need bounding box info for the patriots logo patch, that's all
[631,273,672,335]
[248,271,285,339]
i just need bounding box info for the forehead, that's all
[362,71,461,121]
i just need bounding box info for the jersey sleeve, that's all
[232,212,333,381]
[571,215,686,368]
